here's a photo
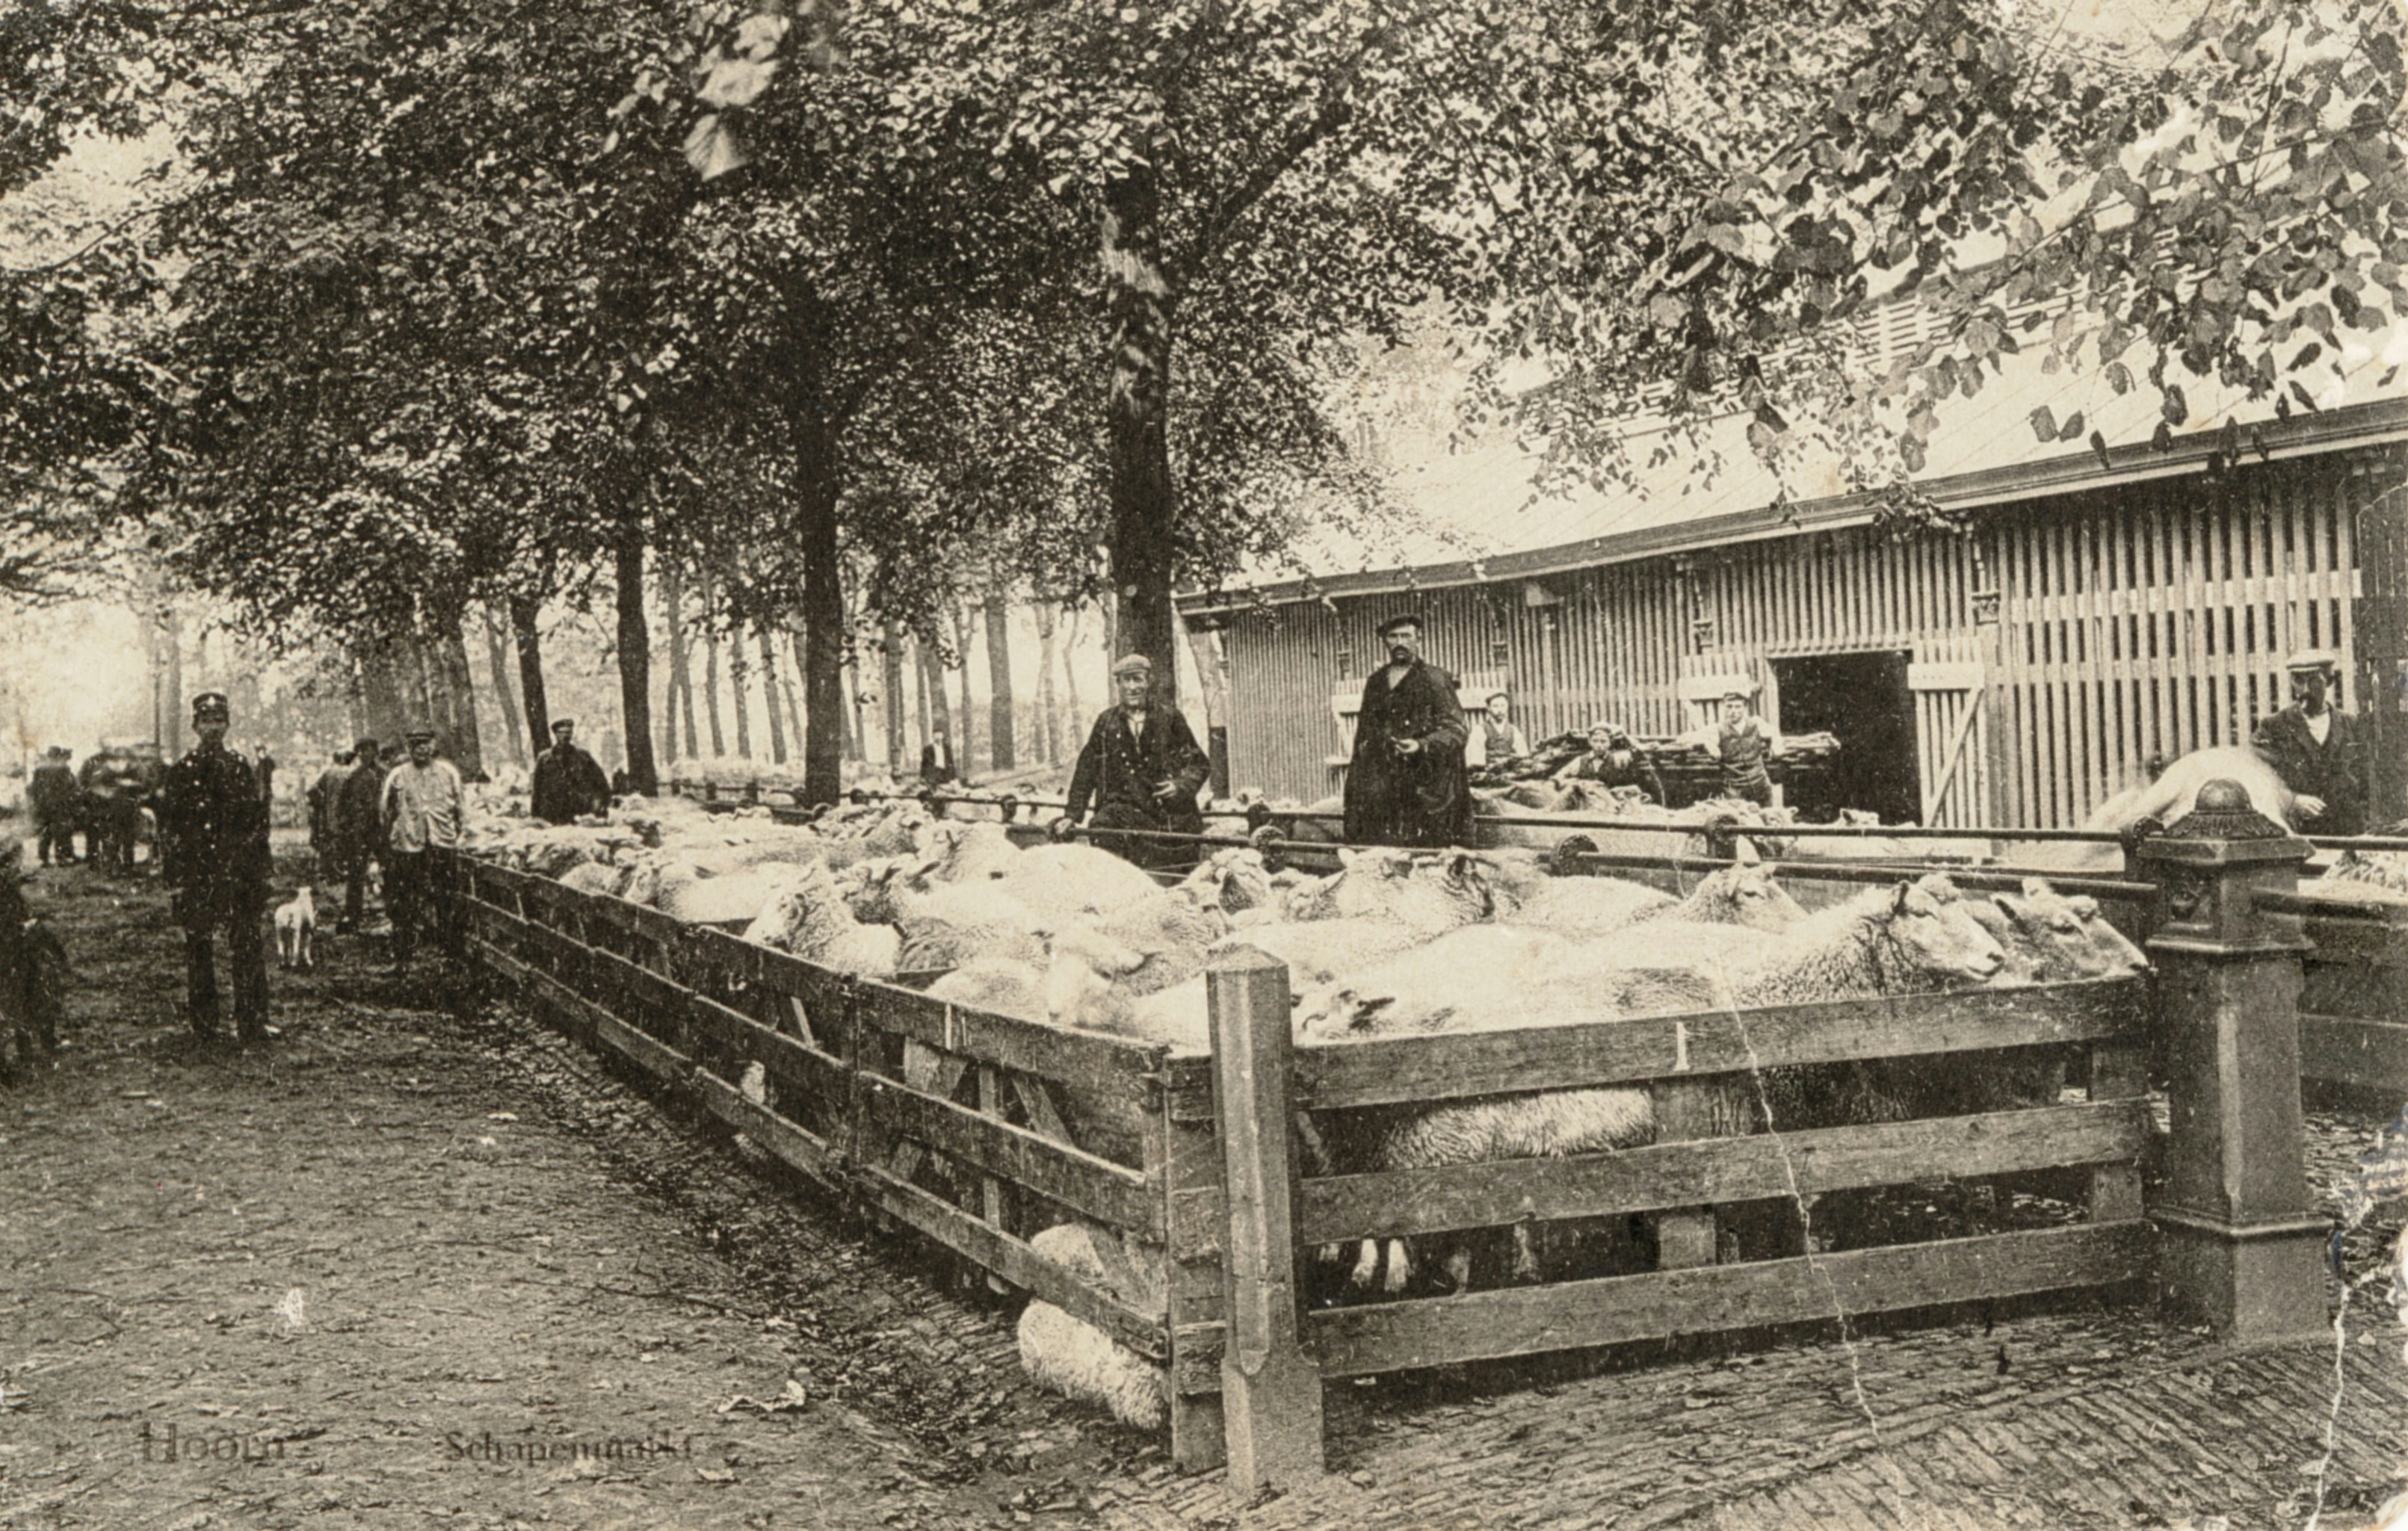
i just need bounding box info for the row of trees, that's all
[2,0,2399,802]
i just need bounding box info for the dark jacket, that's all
[531,743,612,824]
[28,763,79,825]
[2253,705,2367,835]
[308,763,354,848]
[1066,705,1210,835]
[1560,746,1667,805]
[336,758,389,857]
[155,741,269,924]
[1343,659,1472,847]
[919,740,957,788]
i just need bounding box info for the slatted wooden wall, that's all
[1214,454,2402,828]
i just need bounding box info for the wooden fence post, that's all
[1206,947,1324,1499]
[2131,779,2328,1343]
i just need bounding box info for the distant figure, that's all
[531,717,612,824]
[28,747,81,867]
[1708,690,1781,807]
[76,749,126,874]
[335,735,388,934]
[1553,721,1667,804]
[919,725,957,789]
[2253,649,2366,835]
[1060,653,1211,870]
[1464,692,1531,770]
[379,727,463,970]
[308,750,356,881]
[155,693,271,1043]
[1342,613,1472,848]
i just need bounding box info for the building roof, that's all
[1185,309,2408,613]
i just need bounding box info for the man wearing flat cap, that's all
[2253,649,2367,835]
[531,717,612,825]
[1344,614,1472,847]
[380,727,465,968]
[1061,652,1211,870]
[28,746,81,867]
[155,692,272,1042]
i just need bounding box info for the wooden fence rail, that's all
[436,776,2356,1497]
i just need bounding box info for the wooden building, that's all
[1182,397,2408,831]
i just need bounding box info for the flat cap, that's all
[550,717,575,731]
[1486,691,1511,705]
[1375,613,1424,637]
[1109,653,1153,678]
[404,726,436,743]
[2285,648,2339,672]
[1721,686,1755,702]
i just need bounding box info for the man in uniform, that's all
[28,747,81,866]
[155,693,271,1042]
[335,735,387,933]
[1059,653,1211,870]
[380,726,464,969]
[531,717,612,824]
[1342,614,1472,848]
[2253,648,2368,835]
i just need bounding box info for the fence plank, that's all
[1167,1099,2148,1251]
[1275,980,2149,1116]
[690,1069,845,1190]
[865,1075,1161,1236]
[850,1162,1170,1362]
[2301,1014,2408,1095]
[851,978,1168,1100]
[1171,1221,2152,1388]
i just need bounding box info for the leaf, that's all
[2160,385,2187,426]
[2151,420,2173,453]
[2028,406,2057,443]
[2088,430,2112,472]
[682,114,750,180]
[2105,362,2132,395]
[2289,380,2321,413]
[1649,295,1689,330]
[2057,411,2084,442]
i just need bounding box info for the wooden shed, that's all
[1182,397,2408,831]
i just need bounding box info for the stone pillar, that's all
[2133,779,2330,1343]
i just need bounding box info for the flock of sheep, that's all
[457,783,2179,1430]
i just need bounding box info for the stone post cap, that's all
[2131,779,2313,867]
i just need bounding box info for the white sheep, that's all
[1205,916,1424,990]
[1283,847,1494,932]
[919,820,1021,884]
[1176,847,1276,916]
[557,859,630,898]
[991,844,1164,924]
[1016,1222,1168,1429]
[742,864,902,978]
[891,879,1049,973]
[1966,876,2150,986]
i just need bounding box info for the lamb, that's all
[1016,1222,1168,1429]
[742,864,902,978]
[1075,889,1226,996]
[274,885,317,971]
[654,865,796,926]
[1639,853,1810,931]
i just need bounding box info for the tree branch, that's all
[1188,46,1369,273]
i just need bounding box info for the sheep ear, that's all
[1336,848,1359,872]
[1733,838,1761,865]
[1891,881,1912,913]
[1991,892,2029,927]
[2021,875,2052,900]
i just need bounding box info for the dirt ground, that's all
[7,837,2407,1531]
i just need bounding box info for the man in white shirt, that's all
[2252,649,2366,834]
[380,727,465,968]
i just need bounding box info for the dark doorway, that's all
[1772,650,1921,825]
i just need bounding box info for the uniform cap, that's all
[1376,613,1424,637]
[550,717,575,732]
[192,691,229,720]
[1109,653,1153,678]
[354,736,379,755]
[2285,648,2339,673]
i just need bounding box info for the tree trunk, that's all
[614,520,658,796]
[698,565,726,758]
[360,637,408,746]
[984,589,1016,772]
[756,625,788,766]
[1034,600,1060,764]
[436,619,487,780]
[950,604,977,776]
[483,606,528,766]
[840,638,865,762]
[1102,170,1180,708]
[779,621,809,764]
[728,607,753,761]
[1061,601,1086,748]
[507,593,551,758]
[661,562,686,765]
[916,628,943,760]
[161,605,184,758]
[881,616,907,782]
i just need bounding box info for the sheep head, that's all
[1875,879,2005,986]
[1293,986,1398,1043]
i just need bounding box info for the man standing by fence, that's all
[335,736,386,934]
[29,748,81,867]
[1060,653,1211,870]
[155,693,271,1043]
[2253,649,2368,835]
[380,727,463,970]
[1342,614,1472,848]
[531,717,611,825]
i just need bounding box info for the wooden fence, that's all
[2278,889,2408,1098]
[435,791,2350,1496]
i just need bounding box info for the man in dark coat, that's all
[155,693,271,1042]
[28,748,81,866]
[531,718,612,824]
[2253,649,2368,835]
[1342,614,1472,848]
[335,734,388,933]
[77,749,124,874]
[307,750,355,880]
[919,726,958,789]
[1061,653,1211,871]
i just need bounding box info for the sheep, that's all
[1176,847,1276,916]
[1075,889,1226,997]
[1205,916,1424,990]
[919,820,1021,885]
[2324,849,2408,899]
[742,864,902,978]
[654,866,795,927]
[557,859,630,899]
[891,880,1049,973]
[2013,743,2299,873]
[991,844,1164,924]
[1637,853,1811,931]
[1966,876,2150,986]
[1284,847,1494,933]
[1016,1222,1168,1429]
